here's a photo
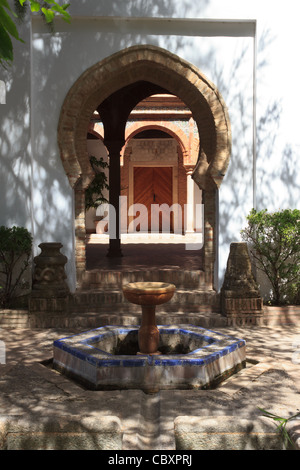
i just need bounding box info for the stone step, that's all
[174,416,285,450]
[69,289,220,314]
[30,310,227,329]
[2,415,123,450]
[81,268,206,290]
[70,302,219,315]
[0,309,30,328]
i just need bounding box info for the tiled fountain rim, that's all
[53,325,246,367]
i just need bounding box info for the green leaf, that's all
[0,5,21,40]
[51,1,70,22]
[29,0,41,12]
[0,0,11,9]
[0,24,13,62]
[53,2,70,18]
[41,7,55,23]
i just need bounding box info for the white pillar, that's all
[185,170,195,233]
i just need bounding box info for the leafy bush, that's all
[0,226,32,308]
[241,208,300,305]
[85,156,109,210]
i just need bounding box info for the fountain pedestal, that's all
[138,305,160,355]
[122,282,176,355]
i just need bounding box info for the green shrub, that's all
[0,225,32,308]
[241,208,300,305]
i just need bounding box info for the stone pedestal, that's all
[221,242,263,326]
[32,243,69,297]
[30,243,70,319]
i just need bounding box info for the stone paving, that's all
[85,234,204,271]
[0,324,299,450]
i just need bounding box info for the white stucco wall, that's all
[0,13,32,230]
[1,0,299,292]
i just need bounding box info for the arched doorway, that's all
[58,45,231,290]
[122,127,188,235]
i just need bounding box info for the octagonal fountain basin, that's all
[53,325,246,392]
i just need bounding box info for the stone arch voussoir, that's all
[58,44,231,191]
[58,44,231,289]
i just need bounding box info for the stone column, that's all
[74,188,86,286]
[203,189,216,290]
[105,139,124,257]
[185,168,195,233]
[221,242,264,326]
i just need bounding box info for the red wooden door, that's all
[134,167,173,232]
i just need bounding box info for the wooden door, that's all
[134,167,173,232]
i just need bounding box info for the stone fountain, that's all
[53,282,246,392]
[122,282,176,355]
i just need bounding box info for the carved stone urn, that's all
[32,242,69,297]
[122,282,176,355]
[221,242,263,325]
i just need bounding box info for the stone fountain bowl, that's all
[122,281,176,306]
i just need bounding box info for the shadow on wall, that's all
[253,29,299,210]
[0,20,32,230]
[0,59,73,250]
[0,0,211,289]
[256,110,300,210]
[1,4,298,292]
[274,145,300,209]
[67,0,210,18]
[213,38,254,283]
[214,29,300,285]
[250,28,299,210]
[0,19,73,286]
[28,0,213,242]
